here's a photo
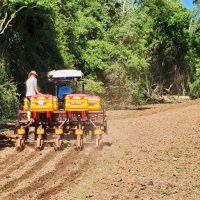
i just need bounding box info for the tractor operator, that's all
[26,70,41,120]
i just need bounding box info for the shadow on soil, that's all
[133,107,151,111]
[0,134,15,149]
[0,123,15,131]
[101,142,112,147]
[0,123,15,149]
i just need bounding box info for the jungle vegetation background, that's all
[0,0,200,119]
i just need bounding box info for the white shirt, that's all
[26,75,37,96]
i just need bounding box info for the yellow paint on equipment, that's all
[17,128,25,135]
[53,97,58,111]
[55,128,63,134]
[68,130,73,135]
[30,95,58,112]
[88,96,101,111]
[93,129,103,135]
[65,94,88,111]
[37,128,45,134]
[75,129,84,135]
[23,98,28,111]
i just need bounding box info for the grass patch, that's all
[0,128,9,132]
[0,118,15,123]
[161,189,169,196]
[195,185,200,191]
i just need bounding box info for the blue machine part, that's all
[58,86,73,99]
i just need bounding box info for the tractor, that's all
[15,69,107,151]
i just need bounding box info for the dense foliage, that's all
[0,0,200,118]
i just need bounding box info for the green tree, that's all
[140,0,191,95]
[0,0,198,113]
[188,0,200,97]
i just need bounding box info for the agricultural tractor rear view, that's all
[15,70,107,151]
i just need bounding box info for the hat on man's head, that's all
[28,70,38,77]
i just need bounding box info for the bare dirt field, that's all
[1,100,200,200]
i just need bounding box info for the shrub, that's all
[0,69,19,120]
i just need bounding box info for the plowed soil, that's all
[1,100,200,200]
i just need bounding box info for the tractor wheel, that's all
[54,135,63,151]
[35,135,44,151]
[16,136,25,151]
[54,141,63,151]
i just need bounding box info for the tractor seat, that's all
[58,86,73,100]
